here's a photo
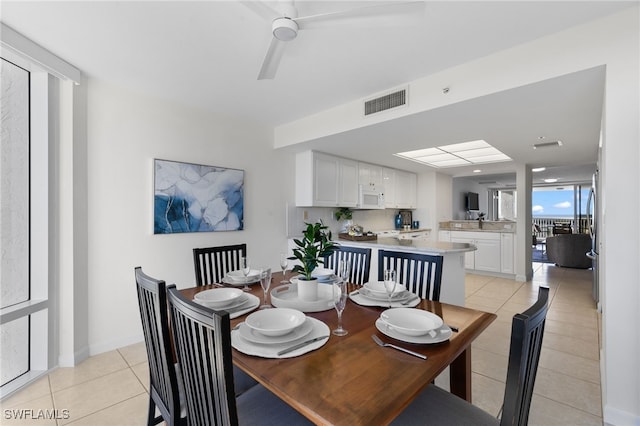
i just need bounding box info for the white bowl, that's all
[226,269,260,283]
[245,308,306,337]
[194,288,244,308]
[379,308,443,336]
[363,281,406,297]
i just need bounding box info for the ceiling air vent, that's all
[364,88,407,116]
[533,140,563,149]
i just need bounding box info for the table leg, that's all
[449,348,472,402]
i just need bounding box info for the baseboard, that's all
[603,404,640,426]
[89,334,144,357]
[58,345,89,367]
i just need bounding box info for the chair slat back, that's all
[167,287,238,426]
[500,286,550,426]
[193,244,247,286]
[134,267,182,425]
[323,246,372,285]
[377,250,443,301]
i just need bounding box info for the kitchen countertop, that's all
[335,237,475,255]
[439,220,516,233]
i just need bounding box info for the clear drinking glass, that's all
[240,257,251,292]
[279,252,289,284]
[383,269,397,307]
[332,279,348,336]
[259,267,272,309]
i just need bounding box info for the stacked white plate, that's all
[223,269,261,286]
[231,308,330,358]
[375,308,452,344]
[360,281,409,302]
[194,288,247,310]
[193,288,260,318]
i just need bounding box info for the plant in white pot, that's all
[289,222,338,301]
[334,207,353,233]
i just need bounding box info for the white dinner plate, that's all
[349,291,420,308]
[222,276,260,286]
[238,317,313,345]
[232,317,330,359]
[193,293,259,319]
[375,318,452,344]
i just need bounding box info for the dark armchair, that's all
[546,234,592,269]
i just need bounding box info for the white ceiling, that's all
[2,1,634,185]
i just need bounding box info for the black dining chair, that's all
[378,250,443,301]
[193,244,246,286]
[134,267,185,426]
[391,286,550,426]
[166,287,312,426]
[323,245,372,285]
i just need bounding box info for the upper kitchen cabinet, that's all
[295,151,358,207]
[358,162,383,190]
[383,168,417,209]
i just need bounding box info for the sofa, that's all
[546,234,592,269]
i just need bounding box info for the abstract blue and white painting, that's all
[154,159,244,234]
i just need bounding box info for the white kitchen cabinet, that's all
[438,230,451,242]
[395,170,417,209]
[295,151,358,207]
[500,232,514,274]
[358,162,383,189]
[382,167,417,209]
[397,230,431,240]
[450,231,502,273]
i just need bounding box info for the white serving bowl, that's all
[194,288,244,308]
[363,281,406,297]
[379,308,443,337]
[245,308,306,337]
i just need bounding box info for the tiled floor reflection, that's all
[1,262,601,425]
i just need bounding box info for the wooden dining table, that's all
[180,271,496,426]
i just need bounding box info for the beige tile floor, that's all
[1,262,601,425]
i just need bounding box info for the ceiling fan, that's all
[240,1,425,80]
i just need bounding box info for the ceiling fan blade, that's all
[238,1,281,21]
[295,1,425,30]
[258,37,287,80]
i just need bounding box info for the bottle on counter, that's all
[395,213,402,230]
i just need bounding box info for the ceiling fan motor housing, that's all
[272,17,298,41]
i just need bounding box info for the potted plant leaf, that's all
[288,221,338,301]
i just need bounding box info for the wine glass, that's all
[338,259,351,285]
[332,278,348,336]
[383,269,397,308]
[279,253,289,284]
[240,257,251,292]
[259,267,272,309]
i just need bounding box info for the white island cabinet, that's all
[326,237,475,306]
[445,230,515,277]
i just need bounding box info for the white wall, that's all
[273,7,640,424]
[85,79,292,354]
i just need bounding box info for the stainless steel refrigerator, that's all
[586,171,599,304]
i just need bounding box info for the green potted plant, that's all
[334,207,353,233]
[288,222,338,301]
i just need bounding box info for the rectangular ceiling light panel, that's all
[395,139,512,168]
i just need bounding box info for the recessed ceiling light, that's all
[544,178,558,183]
[395,140,512,168]
[473,169,482,173]
[532,167,546,172]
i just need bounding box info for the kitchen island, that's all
[335,236,475,306]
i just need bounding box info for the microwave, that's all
[357,185,385,209]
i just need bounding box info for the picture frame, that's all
[153,159,244,234]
